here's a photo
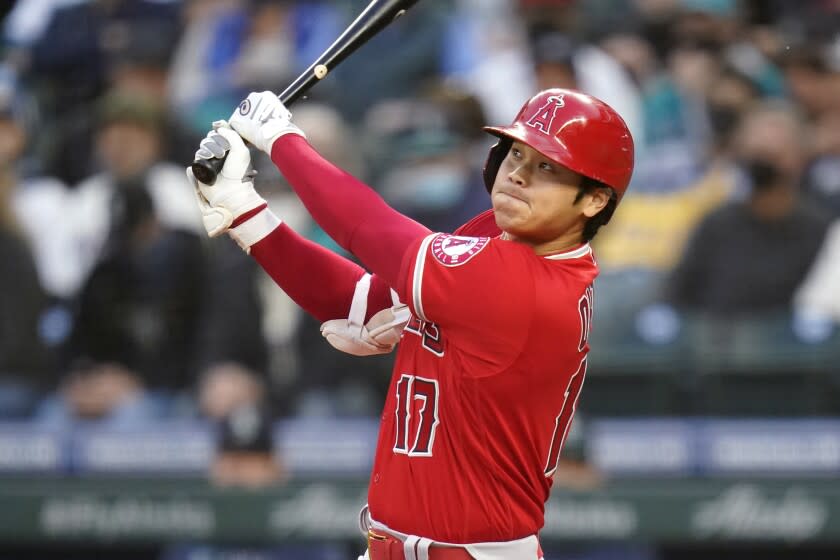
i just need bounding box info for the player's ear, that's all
[582,187,611,218]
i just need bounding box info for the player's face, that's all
[491,142,606,250]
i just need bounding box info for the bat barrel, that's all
[279,0,419,105]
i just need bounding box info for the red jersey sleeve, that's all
[250,221,395,323]
[400,233,534,375]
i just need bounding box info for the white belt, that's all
[358,505,543,560]
[360,505,437,560]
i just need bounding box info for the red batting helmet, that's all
[483,89,634,201]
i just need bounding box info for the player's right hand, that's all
[187,122,267,238]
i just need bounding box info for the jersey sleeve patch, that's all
[430,234,491,267]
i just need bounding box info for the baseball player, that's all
[188,88,633,559]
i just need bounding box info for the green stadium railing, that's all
[0,477,839,544]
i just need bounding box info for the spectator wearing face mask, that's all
[666,102,832,314]
[366,88,491,234]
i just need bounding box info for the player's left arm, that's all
[227,91,431,299]
[190,125,405,355]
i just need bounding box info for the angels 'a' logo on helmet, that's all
[525,94,565,135]
[431,234,490,267]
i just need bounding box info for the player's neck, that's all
[501,229,586,256]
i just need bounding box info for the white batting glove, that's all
[187,122,267,237]
[228,91,305,155]
[321,305,410,356]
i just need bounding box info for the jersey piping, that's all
[412,234,436,322]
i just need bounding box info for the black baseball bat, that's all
[191,0,420,185]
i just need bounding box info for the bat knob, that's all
[191,156,226,186]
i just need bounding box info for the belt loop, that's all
[403,535,419,560]
[415,537,432,560]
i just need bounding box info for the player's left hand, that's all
[228,91,306,155]
[188,121,266,237]
[321,304,410,356]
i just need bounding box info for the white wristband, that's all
[228,207,282,252]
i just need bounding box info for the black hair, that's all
[574,177,617,241]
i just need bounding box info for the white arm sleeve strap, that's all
[347,272,372,329]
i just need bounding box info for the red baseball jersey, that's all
[367,225,598,544]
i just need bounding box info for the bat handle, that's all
[191,89,295,186]
[191,154,225,186]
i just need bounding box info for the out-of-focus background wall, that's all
[0,0,839,558]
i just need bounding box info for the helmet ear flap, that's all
[483,137,512,193]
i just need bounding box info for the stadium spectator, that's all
[23,0,181,184]
[211,403,285,487]
[65,173,204,390]
[367,90,490,233]
[34,93,209,425]
[38,361,158,426]
[667,102,832,314]
[193,239,270,378]
[197,362,267,422]
[67,92,203,298]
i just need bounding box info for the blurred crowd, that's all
[1,0,839,438]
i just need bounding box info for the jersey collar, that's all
[542,243,592,260]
